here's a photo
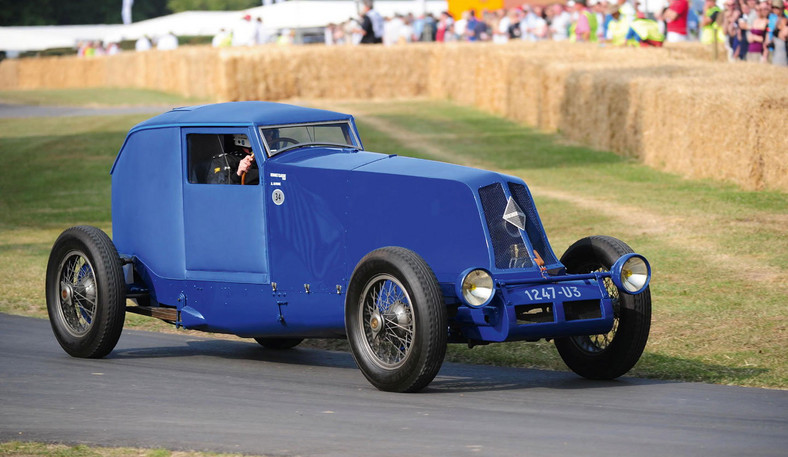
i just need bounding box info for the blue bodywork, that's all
[111,101,617,343]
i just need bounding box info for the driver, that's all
[208,134,259,185]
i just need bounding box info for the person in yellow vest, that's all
[570,0,599,42]
[626,13,666,46]
[701,0,726,44]
[605,4,631,45]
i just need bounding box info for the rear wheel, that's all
[254,337,303,350]
[555,236,651,379]
[346,247,447,392]
[45,226,126,358]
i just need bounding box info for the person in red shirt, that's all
[664,0,689,41]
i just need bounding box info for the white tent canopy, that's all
[0,1,448,53]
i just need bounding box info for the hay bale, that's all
[0,59,19,90]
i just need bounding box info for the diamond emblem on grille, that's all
[503,196,526,231]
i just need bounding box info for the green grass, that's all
[0,90,785,388]
[0,88,208,107]
[0,113,148,317]
[0,442,258,457]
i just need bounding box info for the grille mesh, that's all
[508,182,559,266]
[478,183,531,269]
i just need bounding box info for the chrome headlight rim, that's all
[610,253,651,295]
[456,268,495,308]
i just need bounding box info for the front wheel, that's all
[554,236,651,379]
[45,226,126,358]
[346,247,447,392]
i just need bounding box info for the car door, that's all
[181,126,269,284]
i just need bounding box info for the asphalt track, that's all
[1,313,786,457]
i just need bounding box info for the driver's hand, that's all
[237,154,254,176]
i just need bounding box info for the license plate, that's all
[522,285,584,302]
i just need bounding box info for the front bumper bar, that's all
[453,272,616,343]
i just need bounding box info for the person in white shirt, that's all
[494,8,511,43]
[617,0,636,26]
[232,14,256,46]
[255,17,272,44]
[384,15,404,45]
[135,35,151,51]
[156,32,178,50]
[549,4,572,40]
[105,42,121,55]
[454,11,468,39]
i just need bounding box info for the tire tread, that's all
[346,247,447,392]
[46,225,126,358]
[556,236,651,379]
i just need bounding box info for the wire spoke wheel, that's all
[57,251,98,337]
[359,274,415,369]
[346,247,447,392]
[570,268,619,354]
[46,226,126,359]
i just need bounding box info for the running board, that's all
[126,305,178,322]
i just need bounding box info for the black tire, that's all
[254,337,303,350]
[45,226,126,358]
[554,236,651,379]
[346,247,447,392]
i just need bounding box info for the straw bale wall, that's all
[0,48,223,100]
[0,42,785,191]
[0,58,19,89]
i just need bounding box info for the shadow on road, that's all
[111,338,359,369]
[427,365,672,394]
[109,332,674,394]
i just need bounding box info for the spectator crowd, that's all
[77,0,787,67]
[327,0,787,65]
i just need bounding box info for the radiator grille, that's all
[508,182,559,266]
[478,183,531,269]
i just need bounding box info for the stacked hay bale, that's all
[13,55,104,89]
[0,59,19,90]
[636,66,788,190]
[0,42,785,191]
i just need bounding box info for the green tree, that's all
[0,0,171,26]
[133,0,172,23]
[166,0,259,13]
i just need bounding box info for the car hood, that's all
[272,148,502,186]
[265,147,560,286]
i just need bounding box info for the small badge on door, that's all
[272,189,285,206]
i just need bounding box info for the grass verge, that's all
[0,442,259,457]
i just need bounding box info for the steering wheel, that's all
[268,137,299,150]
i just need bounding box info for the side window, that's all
[187,133,254,184]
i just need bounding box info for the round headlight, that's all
[460,269,494,307]
[611,254,651,294]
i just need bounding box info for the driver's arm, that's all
[237,153,254,176]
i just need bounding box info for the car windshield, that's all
[259,121,360,157]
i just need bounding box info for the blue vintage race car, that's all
[46,101,652,392]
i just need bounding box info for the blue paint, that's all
[112,102,650,342]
